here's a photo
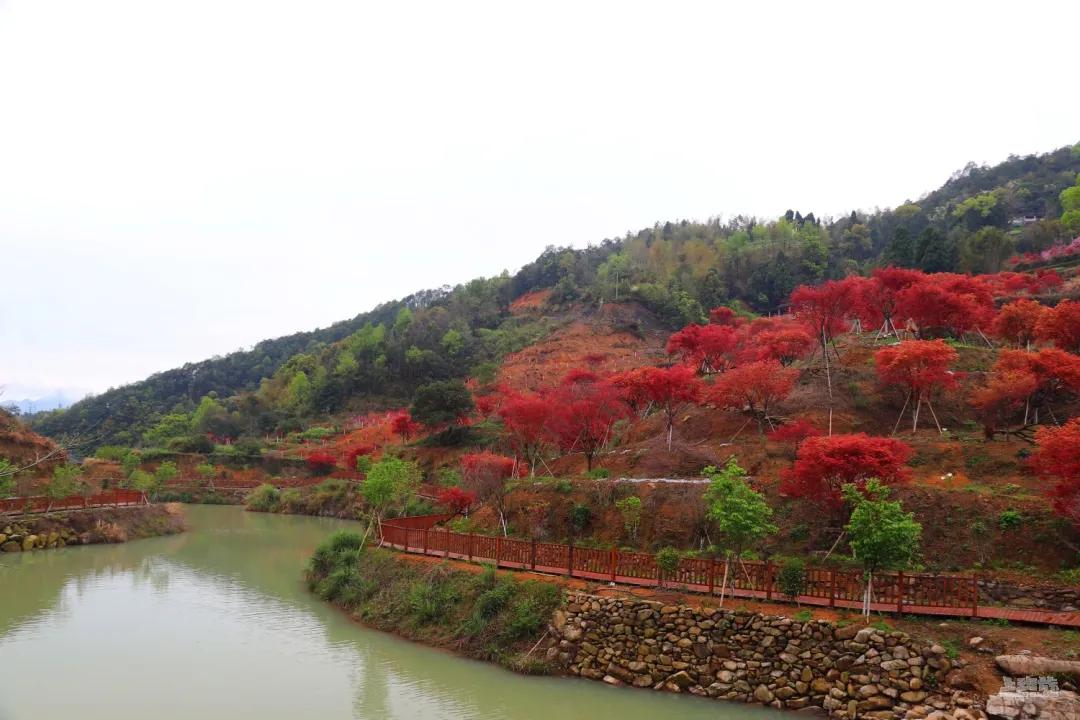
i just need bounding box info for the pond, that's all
[0,505,786,719]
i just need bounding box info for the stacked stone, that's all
[549,593,982,720]
[0,522,78,551]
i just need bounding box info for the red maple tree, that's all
[992,299,1046,348]
[741,316,814,365]
[766,418,823,445]
[612,365,701,450]
[389,410,421,443]
[780,433,912,508]
[548,371,629,471]
[436,486,476,515]
[710,360,799,433]
[868,267,926,337]
[497,393,555,475]
[894,273,994,338]
[1030,418,1080,531]
[665,323,741,374]
[1035,299,1080,353]
[874,339,958,433]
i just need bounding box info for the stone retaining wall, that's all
[549,593,982,720]
[978,580,1079,613]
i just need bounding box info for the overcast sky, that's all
[2,0,1078,403]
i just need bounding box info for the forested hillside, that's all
[31,142,1080,449]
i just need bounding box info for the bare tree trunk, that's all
[926,399,943,433]
[718,557,731,607]
[892,390,911,436]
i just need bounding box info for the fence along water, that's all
[379,515,1080,627]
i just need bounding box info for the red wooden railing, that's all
[378,517,1079,627]
[0,489,145,516]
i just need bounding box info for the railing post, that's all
[897,571,905,613]
[610,546,617,583]
[444,529,450,559]
[567,544,574,578]
[971,575,979,618]
[829,568,837,608]
[530,539,537,571]
[765,561,774,601]
[708,557,716,595]
[496,536,503,568]
[468,533,473,562]
[423,528,429,555]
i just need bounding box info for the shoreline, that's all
[0,503,186,552]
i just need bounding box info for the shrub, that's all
[246,484,281,512]
[195,463,215,479]
[586,468,610,479]
[778,558,807,600]
[999,509,1023,530]
[656,547,681,576]
[94,446,129,461]
[408,577,459,625]
[568,503,592,533]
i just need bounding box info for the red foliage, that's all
[1030,419,1080,530]
[709,360,798,430]
[766,419,823,444]
[875,339,958,395]
[497,393,556,472]
[389,411,421,442]
[305,452,338,475]
[610,365,702,449]
[790,280,852,345]
[742,316,815,365]
[436,486,476,514]
[548,371,629,470]
[780,433,912,508]
[992,299,1047,348]
[894,274,994,338]
[1035,299,1080,353]
[708,306,742,326]
[972,348,1080,436]
[665,323,741,374]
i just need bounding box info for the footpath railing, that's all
[380,516,1080,627]
[0,489,146,516]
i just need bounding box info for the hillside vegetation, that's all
[28,143,1080,448]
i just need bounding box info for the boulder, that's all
[995,655,1080,678]
[753,685,775,704]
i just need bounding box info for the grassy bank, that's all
[307,532,563,672]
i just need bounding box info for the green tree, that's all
[410,380,475,428]
[128,469,157,495]
[0,458,16,497]
[362,457,421,543]
[884,227,914,267]
[47,465,84,503]
[959,227,1014,274]
[615,496,643,543]
[121,451,142,477]
[703,457,776,604]
[142,412,192,447]
[154,460,179,489]
[842,479,922,617]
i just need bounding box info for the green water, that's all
[0,505,783,719]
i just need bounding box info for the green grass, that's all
[307,535,563,672]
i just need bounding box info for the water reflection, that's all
[0,505,784,720]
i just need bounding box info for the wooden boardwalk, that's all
[381,519,1080,629]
